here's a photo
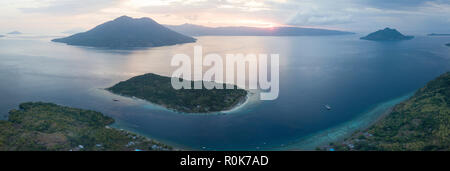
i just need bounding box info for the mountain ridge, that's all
[165,23,354,36]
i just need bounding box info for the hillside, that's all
[0,102,172,151]
[361,28,414,41]
[52,16,196,49]
[326,72,449,151]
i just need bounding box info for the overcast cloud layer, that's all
[0,0,449,34]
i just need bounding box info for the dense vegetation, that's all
[361,28,414,41]
[52,16,196,49]
[0,102,172,151]
[107,73,248,113]
[326,72,449,151]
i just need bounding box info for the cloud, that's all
[2,0,450,33]
[288,12,352,25]
[136,0,275,13]
[281,0,450,32]
[362,0,448,10]
[132,0,281,27]
[19,0,123,15]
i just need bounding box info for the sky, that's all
[0,0,449,34]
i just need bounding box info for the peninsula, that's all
[52,16,196,49]
[361,28,414,41]
[166,23,354,36]
[428,33,450,36]
[324,72,450,151]
[0,102,172,151]
[107,73,248,113]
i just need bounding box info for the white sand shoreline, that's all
[97,88,256,115]
[220,90,257,114]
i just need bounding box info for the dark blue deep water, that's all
[0,34,449,150]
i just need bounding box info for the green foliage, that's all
[107,73,248,113]
[329,72,450,151]
[0,102,172,151]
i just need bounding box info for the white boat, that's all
[324,105,332,110]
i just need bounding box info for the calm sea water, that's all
[0,34,449,150]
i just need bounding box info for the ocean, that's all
[0,34,449,150]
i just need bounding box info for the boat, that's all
[324,105,332,110]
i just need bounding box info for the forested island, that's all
[107,73,248,113]
[361,28,414,41]
[323,72,449,151]
[0,102,172,151]
[52,16,196,49]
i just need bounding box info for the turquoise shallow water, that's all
[0,34,449,150]
[278,92,414,150]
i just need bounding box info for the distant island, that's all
[361,28,414,41]
[107,73,248,113]
[428,33,450,36]
[52,16,196,49]
[0,35,4,37]
[323,72,450,151]
[0,102,172,151]
[7,31,21,34]
[165,23,354,36]
[446,43,450,47]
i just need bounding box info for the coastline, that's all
[102,88,253,115]
[92,87,416,151]
[91,87,257,150]
[277,92,414,151]
[219,90,259,114]
[0,102,174,151]
[108,119,188,151]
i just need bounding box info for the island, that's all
[52,16,196,49]
[166,23,354,36]
[0,35,4,37]
[7,31,22,34]
[428,33,450,36]
[361,28,414,41]
[446,43,450,47]
[107,73,248,113]
[0,102,172,151]
[323,72,449,151]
